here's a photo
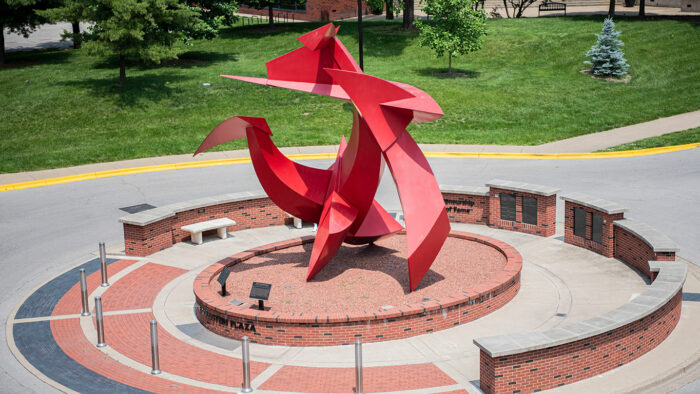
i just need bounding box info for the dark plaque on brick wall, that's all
[250,282,271,300]
[522,196,538,225]
[217,266,231,296]
[500,193,516,221]
[574,207,587,238]
[592,213,603,243]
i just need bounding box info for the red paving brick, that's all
[52,260,137,316]
[259,363,457,393]
[101,263,186,311]
[50,318,226,393]
[103,312,269,387]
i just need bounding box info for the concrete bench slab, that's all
[181,218,236,245]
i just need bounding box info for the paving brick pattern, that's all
[103,312,270,387]
[14,320,148,393]
[479,290,682,394]
[50,318,224,393]
[259,363,457,392]
[101,263,186,311]
[52,259,136,316]
[16,258,117,319]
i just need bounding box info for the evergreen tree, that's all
[0,0,51,64]
[36,0,87,49]
[584,17,630,78]
[188,1,239,39]
[415,0,486,76]
[81,0,210,85]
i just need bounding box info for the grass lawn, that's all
[600,126,700,151]
[1,16,699,173]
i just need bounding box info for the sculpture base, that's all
[194,231,522,346]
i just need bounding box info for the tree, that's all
[608,0,615,17]
[415,0,486,76]
[81,0,209,85]
[244,1,306,25]
[500,0,536,18]
[584,17,629,78]
[186,1,239,40]
[0,0,50,64]
[403,0,414,28]
[36,0,86,49]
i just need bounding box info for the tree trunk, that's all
[448,53,452,76]
[71,21,81,49]
[119,54,126,86]
[268,3,274,25]
[502,0,511,18]
[403,0,414,29]
[1,25,5,66]
[639,0,645,17]
[386,1,394,19]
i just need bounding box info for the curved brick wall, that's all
[193,231,522,346]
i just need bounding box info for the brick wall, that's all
[614,226,676,280]
[240,0,367,22]
[479,291,682,394]
[124,198,289,257]
[564,202,623,258]
[194,231,522,346]
[442,193,490,225]
[488,188,557,237]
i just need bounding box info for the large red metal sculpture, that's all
[195,24,450,291]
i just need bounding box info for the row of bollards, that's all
[80,243,366,393]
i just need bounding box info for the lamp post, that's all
[357,0,364,71]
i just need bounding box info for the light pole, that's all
[357,0,364,71]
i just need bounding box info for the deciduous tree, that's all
[416,0,486,76]
[0,0,50,64]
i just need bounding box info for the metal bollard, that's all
[95,296,106,347]
[355,340,364,394]
[240,336,253,393]
[150,320,161,374]
[99,242,109,287]
[79,269,90,316]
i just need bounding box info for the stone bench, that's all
[181,218,236,245]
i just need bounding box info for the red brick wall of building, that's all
[614,226,676,279]
[564,202,623,258]
[479,291,682,394]
[240,0,368,22]
[488,188,557,237]
[124,198,288,257]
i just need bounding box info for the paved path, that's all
[1,149,700,392]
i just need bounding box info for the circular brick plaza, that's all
[193,231,522,346]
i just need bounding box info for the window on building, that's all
[522,196,538,225]
[592,213,603,243]
[500,193,516,221]
[574,207,587,238]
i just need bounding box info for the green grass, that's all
[599,126,700,151]
[1,16,700,173]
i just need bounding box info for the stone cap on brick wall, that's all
[486,179,560,197]
[473,260,686,357]
[560,192,627,215]
[439,185,490,196]
[119,190,267,226]
[614,218,680,253]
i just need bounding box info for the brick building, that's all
[239,0,370,22]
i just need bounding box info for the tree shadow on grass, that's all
[1,49,72,69]
[417,67,481,79]
[57,73,189,107]
[89,51,238,71]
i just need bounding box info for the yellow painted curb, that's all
[1,143,698,193]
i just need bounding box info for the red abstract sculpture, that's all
[195,24,450,291]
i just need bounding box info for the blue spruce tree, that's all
[584,18,630,78]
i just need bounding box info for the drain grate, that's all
[119,203,156,214]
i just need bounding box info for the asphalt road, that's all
[1,148,699,393]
